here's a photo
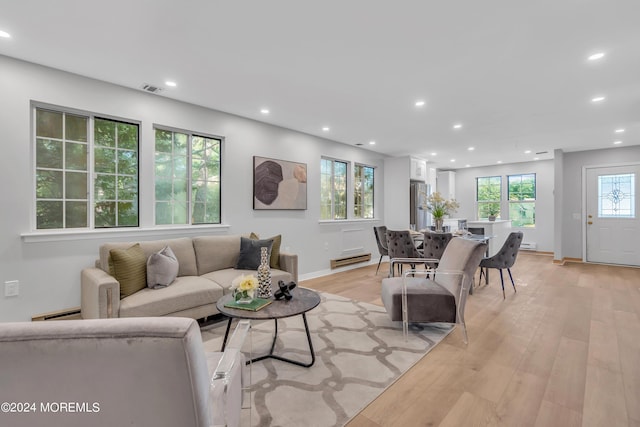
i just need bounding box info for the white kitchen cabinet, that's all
[410,157,427,182]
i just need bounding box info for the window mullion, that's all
[187,134,193,225]
[88,115,96,229]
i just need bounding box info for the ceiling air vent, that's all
[535,151,548,155]
[140,83,163,94]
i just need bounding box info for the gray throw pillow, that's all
[146,246,179,289]
[235,237,273,270]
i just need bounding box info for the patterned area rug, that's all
[201,291,453,427]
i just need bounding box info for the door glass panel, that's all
[598,173,635,218]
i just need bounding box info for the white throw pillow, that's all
[146,246,179,289]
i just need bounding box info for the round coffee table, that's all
[216,287,321,367]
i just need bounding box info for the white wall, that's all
[560,145,640,259]
[0,55,386,321]
[452,160,555,252]
[383,156,411,229]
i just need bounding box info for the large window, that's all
[35,107,139,229]
[476,176,501,220]
[154,128,221,225]
[508,173,536,227]
[354,164,374,219]
[320,158,347,220]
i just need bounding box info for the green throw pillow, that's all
[250,232,282,269]
[109,243,147,299]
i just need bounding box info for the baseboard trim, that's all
[32,306,82,321]
[553,257,583,265]
[300,259,378,281]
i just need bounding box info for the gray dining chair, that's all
[422,230,453,269]
[373,225,389,275]
[386,229,426,277]
[478,231,523,298]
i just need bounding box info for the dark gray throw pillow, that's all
[235,237,273,270]
[146,246,179,289]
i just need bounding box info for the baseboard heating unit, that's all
[520,242,537,251]
[330,253,371,269]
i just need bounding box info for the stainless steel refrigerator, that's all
[410,183,431,231]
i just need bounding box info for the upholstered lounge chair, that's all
[0,317,249,427]
[381,237,487,343]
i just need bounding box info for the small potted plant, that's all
[487,204,500,221]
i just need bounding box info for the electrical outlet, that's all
[5,280,19,297]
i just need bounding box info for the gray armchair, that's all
[0,317,249,427]
[373,225,389,275]
[479,231,523,298]
[381,237,487,343]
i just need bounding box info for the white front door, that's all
[585,164,640,266]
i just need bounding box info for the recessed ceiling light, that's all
[524,150,531,154]
[450,159,456,162]
[615,128,625,133]
[0,30,10,38]
[322,126,330,132]
[453,124,462,129]
[369,141,376,145]
[533,157,539,160]
[415,100,425,107]
[467,147,475,151]
[591,96,605,103]
[588,52,605,61]
[613,140,623,145]
[430,152,437,156]
[497,161,503,164]
[465,164,471,168]
[165,81,177,87]
[260,108,270,114]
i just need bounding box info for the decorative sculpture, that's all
[274,280,297,300]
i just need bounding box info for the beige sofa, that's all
[81,235,298,319]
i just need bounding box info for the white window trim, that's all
[321,156,350,220]
[353,163,375,219]
[475,175,502,220]
[21,224,231,243]
[507,173,537,228]
[153,125,224,226]
[31,101,142,231]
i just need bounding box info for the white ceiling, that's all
[1,0,639,169]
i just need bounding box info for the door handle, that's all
[588,214,593,218]
[587,221,593,225]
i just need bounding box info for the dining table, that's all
[459,233,494,287]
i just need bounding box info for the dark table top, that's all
[216,287,321,320]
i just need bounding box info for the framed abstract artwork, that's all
[253,156,307,210]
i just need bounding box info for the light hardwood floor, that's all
[300,252,640,427]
